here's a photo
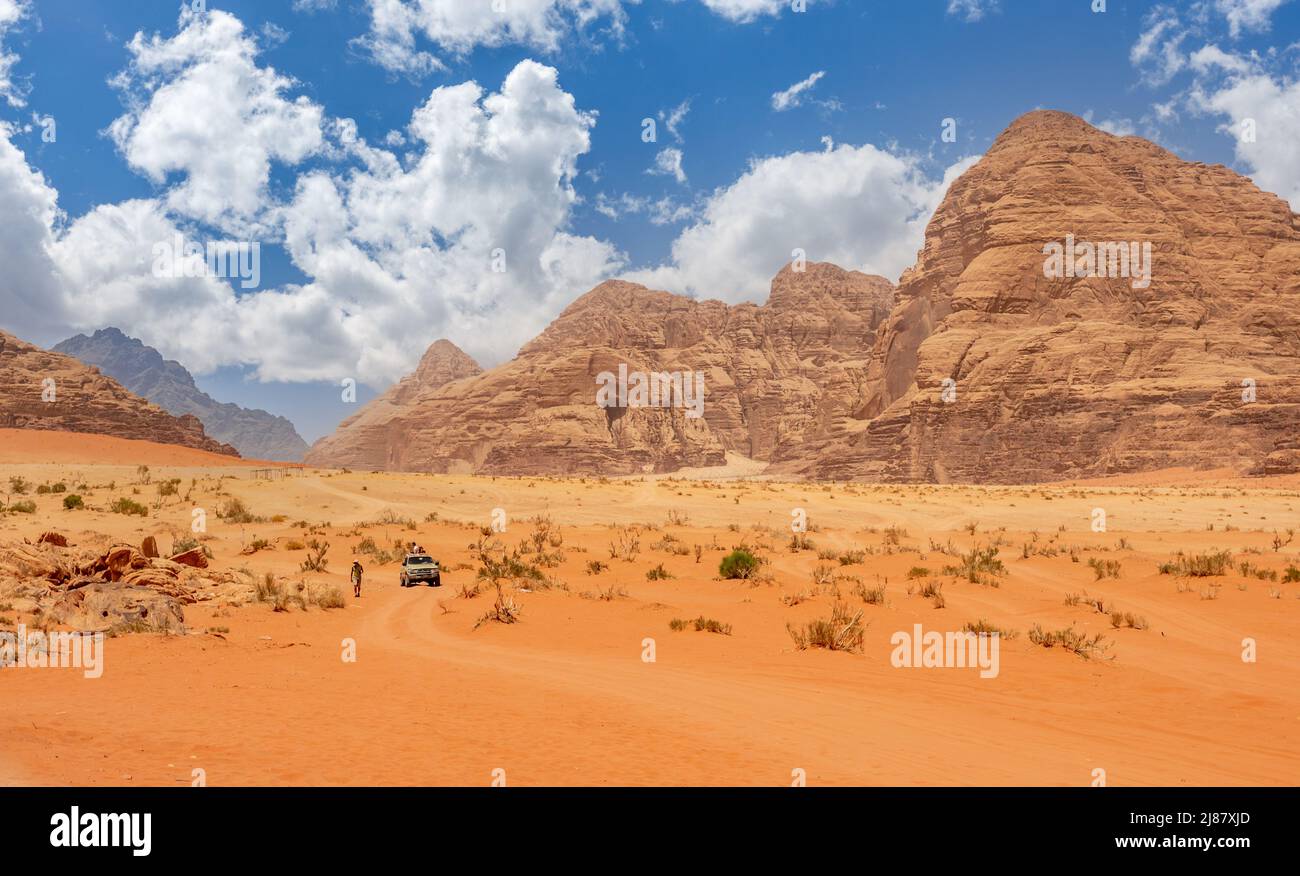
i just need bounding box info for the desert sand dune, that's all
[1,440,1297,785]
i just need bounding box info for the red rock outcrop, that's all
[305,264,894,474]
[0,330,238,456]
[784,110,1300,482]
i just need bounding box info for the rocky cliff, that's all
[53,328,308,462]
[786,110,1300,482]
[308,110,1300,482]
[305,263,894,474]
[0,330,239,456]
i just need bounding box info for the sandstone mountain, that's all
[308,110,1300,482]
[54,328,308,461]
[785,110,1300,482]
[305,264,894,474]
[0,329,238,457]
[305,339,484,470]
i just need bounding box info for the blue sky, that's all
[1,0,1297,441]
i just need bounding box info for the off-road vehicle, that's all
[399,554,441,587]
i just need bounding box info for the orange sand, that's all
[0,429,292,467]
[1,437,1297,786]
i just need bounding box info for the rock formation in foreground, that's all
[783,110,1300,482]
[54,328,308,462]
[305,264,894,474]
[0,329,238,457]
[308,110,1300,481]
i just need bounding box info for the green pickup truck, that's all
[399,554,442,587]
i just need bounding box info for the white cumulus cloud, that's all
[1190,70,1300,209]
[626,143,979,303]
[0,0,30,107]
[697,0,791,23]
[771,70,824,111]
[946,0,1000,23]
[1215,0,1290,38]
[648,146,687,184]
[107,7,324,237]
[0,8,623,387]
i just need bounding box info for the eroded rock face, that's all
[0,330,239,457]
[785,110,1300,482]
[53,328,308,461]
[304,339,484,471]
[309,111,1300,482]
[306,264,895,474]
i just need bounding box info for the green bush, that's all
[719,549,759,580]
[1157,550,1232,577]
[110,497,149,517]
[62,494,84,510]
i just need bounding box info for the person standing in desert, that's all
[351,560,363,598]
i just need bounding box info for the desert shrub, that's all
[788,532,815,552]
[62,494,84,510]
[608,527,641,562]
[476,540,546,587]
[300,539,330,572]
[1157,550,1232,577]
[668,618,689,632]
[1108,611,1148,630]
[838,550,866,566]
[787,601,865,653]
[1283,565,1300,583]
[942,545,1006,585]
[906,566,930,580]
[690,616,732,635]
[110,497,148,517]
[474,583,522,629]
[1237,561,1277,582]
[651,534,691,556]
[1087,558,1121,580]
[171,536,209,557]
[284,539,306,551]
[1027,624,1109,659]
[646,563,673,581]
[376,509,417,529]
[217,497,260,524]
[157,478,181,497]
[7,500,36,514]
[811,563,837,586]
[963,619,1018,639]
[592,583,628,601]
[253,573,286,608]
[8,476,29,495]
[915,580,943,600]
[852,581,887,605]
[311,586,347,610]
[719,549,759,580]
[1064,590,1107,612]
[585,560,608,575]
